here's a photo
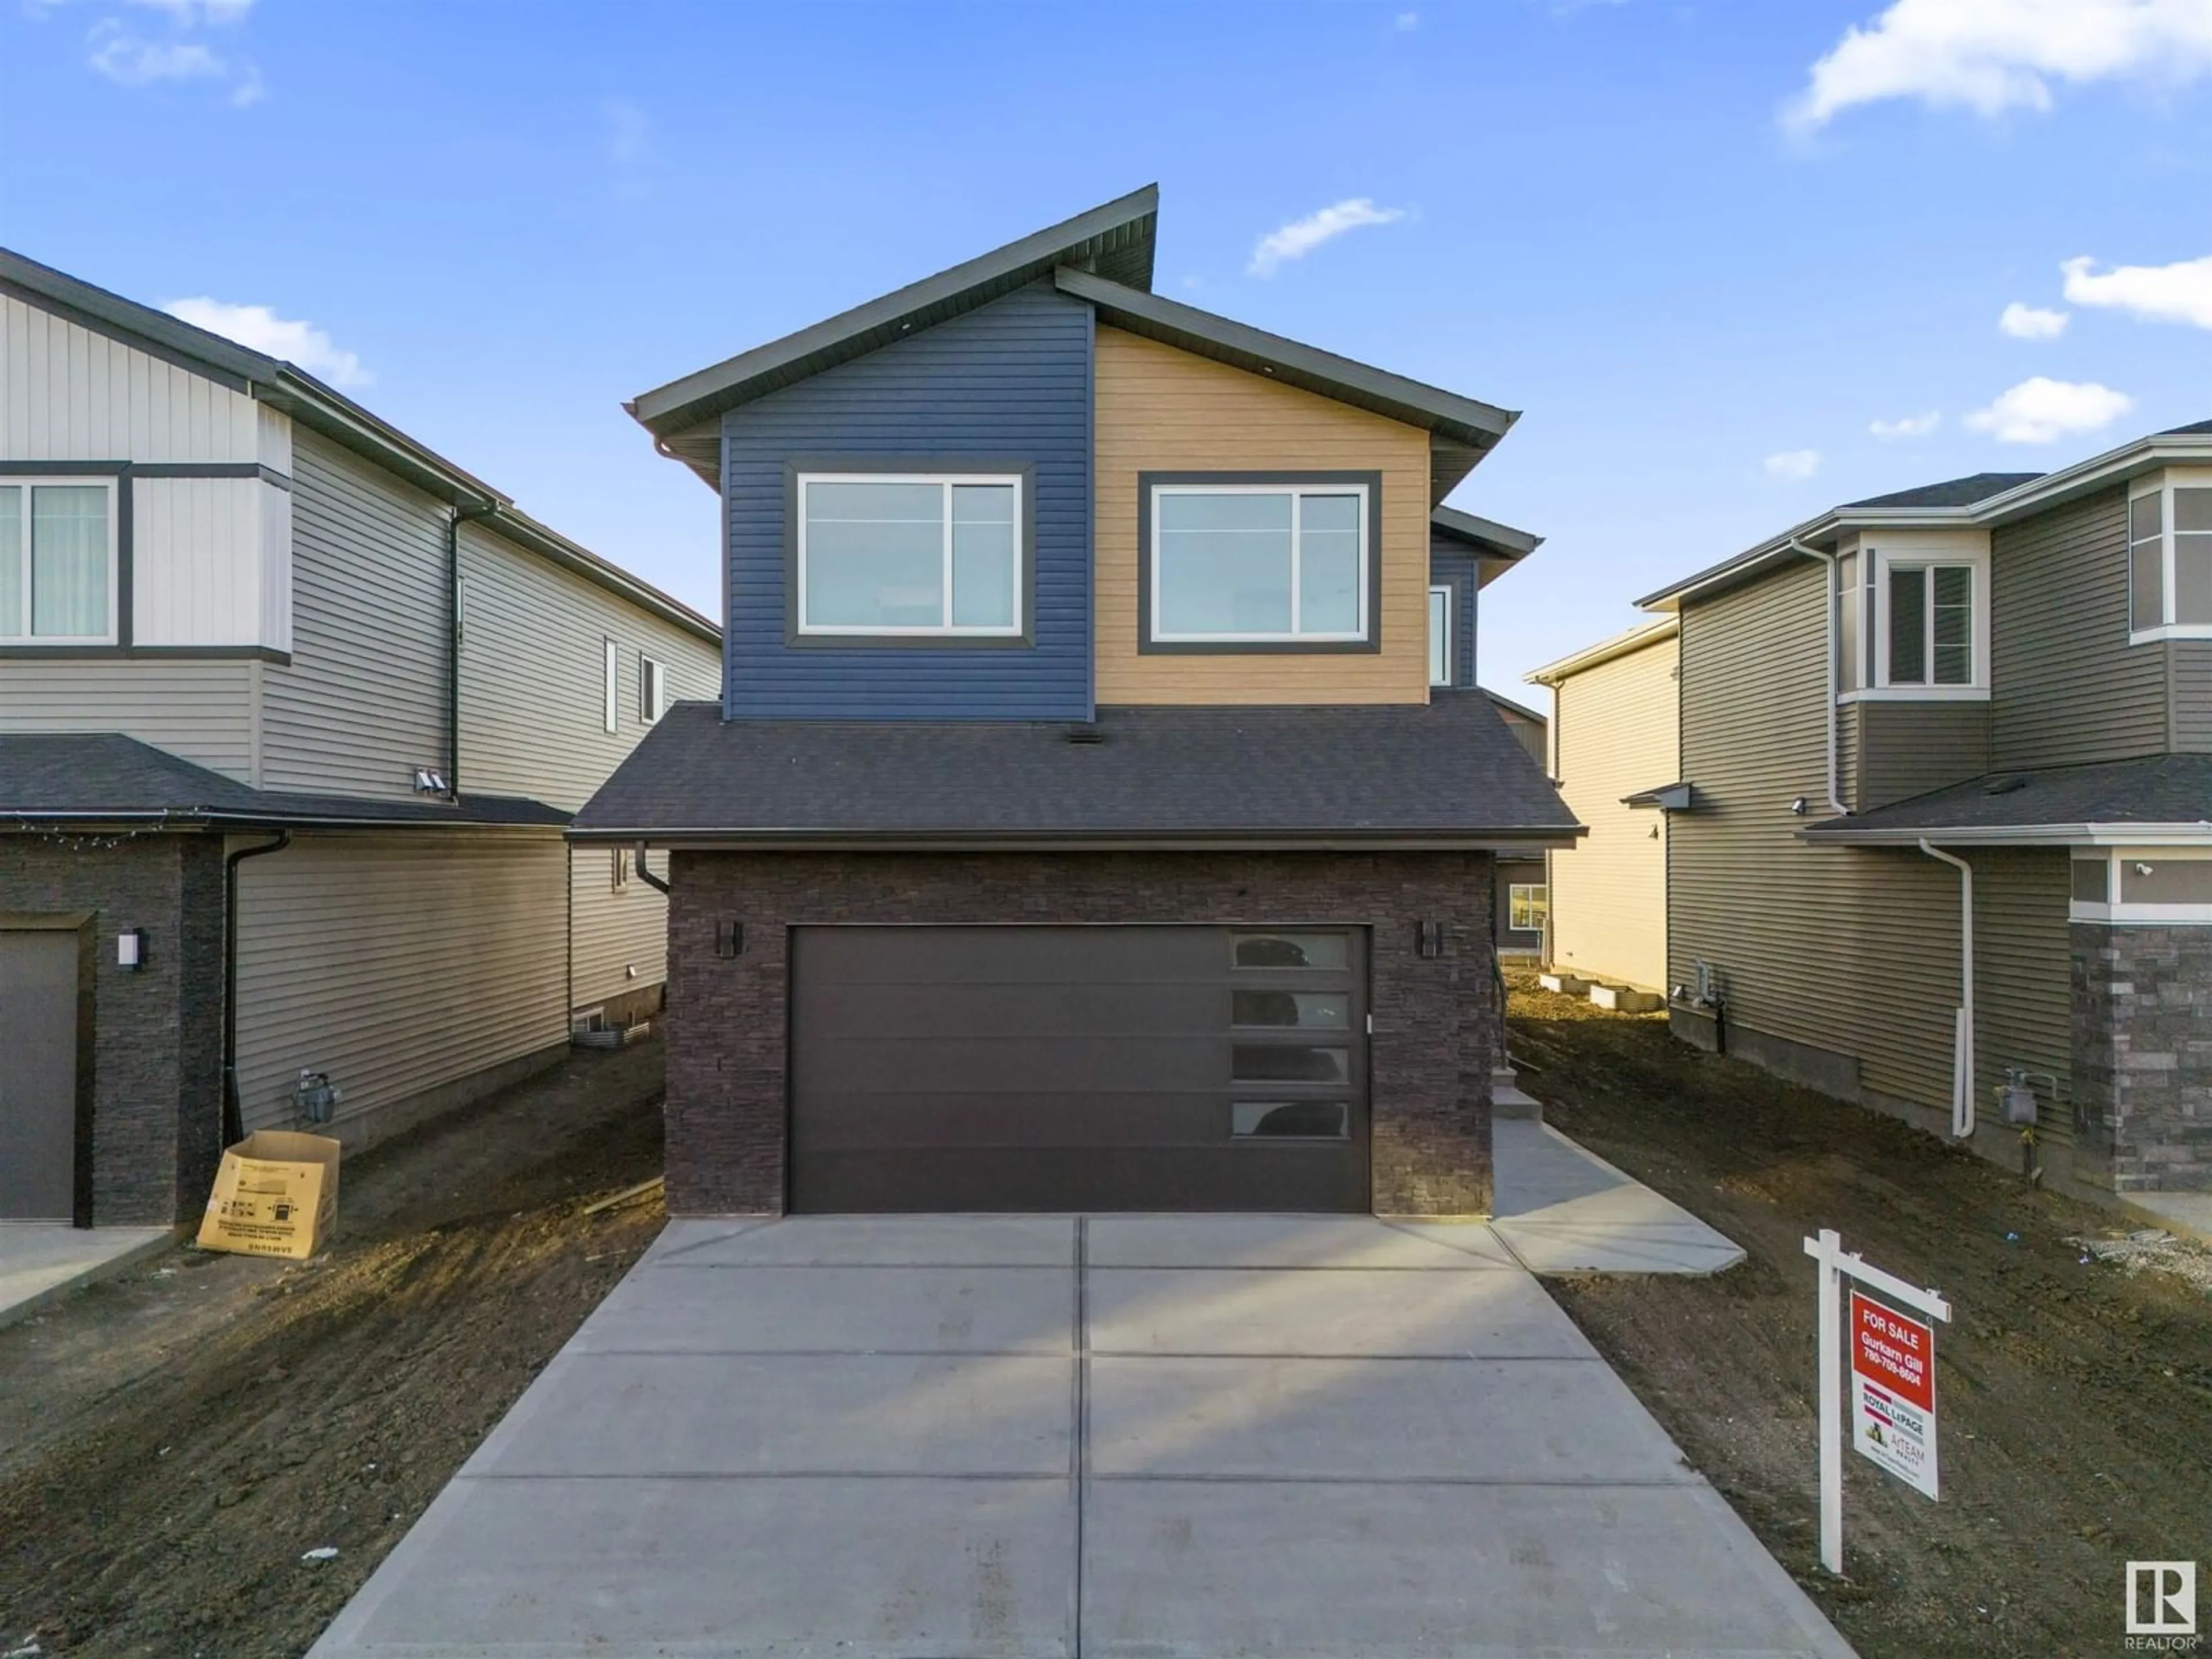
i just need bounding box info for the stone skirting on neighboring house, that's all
[2073,923,2212,1194]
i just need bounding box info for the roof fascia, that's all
[1800,821,2212,847]
[1526,615,1680,683]
[568,826,1585,850]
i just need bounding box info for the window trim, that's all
[2069,847,2212,924]
[1137,470,1384,654]
[2127,469,2212,644]
[639,653,666,725]
[1508,882,1548,934]
[789,466,1031,643]
[1836,541,1990,703]
[1427,583,1453,687]
[0,472,123,647]
[602,638,620,733]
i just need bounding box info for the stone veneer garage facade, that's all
[664,851,1502,1217]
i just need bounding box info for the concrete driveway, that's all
[310,1214,1852,1658]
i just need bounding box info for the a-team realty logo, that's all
[2129,1562,2201,1651]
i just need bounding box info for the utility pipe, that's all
[1784,536,1850,817]
[1918,839,1975,1140]
[634,842,671,896]
[222,830,292,1146]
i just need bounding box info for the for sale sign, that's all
[1850,1290,1938,1498]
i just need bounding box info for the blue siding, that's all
[1429,543,1480,690]
[721,282,1092,720]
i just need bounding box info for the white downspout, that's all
[1917,840,1975,1140]
[1785,536,1849,817]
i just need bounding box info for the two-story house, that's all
[0,251,719,1229]
[1632,423,2212,1203]
[574,186,1575,1218]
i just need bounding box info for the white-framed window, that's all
[639,654,666,724]
[1428,584,1452,687]
[2128,474,2212,642]
[2069,849,2212,924]
[611,847,632,892]
[1837,541,1989,700]
[0,478,119,644]
[1509,884,1548,933]
[796,473,1022,637]
[602,638,620,733]
[1149,482,1370,644]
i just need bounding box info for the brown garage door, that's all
[790,925,1368,1213]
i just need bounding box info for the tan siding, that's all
[1672,561,1962,1111]
[1093,326,1431,704]
[1991,485,2167,768]
[457,524,719,813]
[1972,849,2075,1148]
[232,833,567,1137]
[570,846,671,1010]
[0,658,255,779]
[1854,700,1991,810]
[0,294,260,463]
[1548,634,1676,990]
[260,428,446,800]
[2173,640,2212,752]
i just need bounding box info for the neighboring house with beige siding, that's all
[1526,616,1678,993]
[0,248,718,1229]
[1637,423,2212,1205]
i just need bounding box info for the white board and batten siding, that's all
[131,474,293,653]
[230,834,569,1142]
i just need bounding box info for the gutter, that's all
[223,830,291,1146]
[565,827,1587,851]
[1784,536,1850,818]
[1917,840,1975,1142]
[1802,821,2212,848]
[634,842,671,895]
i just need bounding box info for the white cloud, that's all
[1393,11,1420,30]
[1870,411,1941,438]
[1764,448,1823,480]
[1248,198,1407,278]
[161,298,370,387]
[125,0,255,21]
[1786,0,2212,130]
[88,25,223,85]
[1965,376,2133,443]
[2062,252,2212,328]
[1999,301,2070,338]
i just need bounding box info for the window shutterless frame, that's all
[792,471,1026,639]
[0,475,122,646]
[639,654,666,724]
[2127,472,2212,643]
[1137,471,1383,654]
[601,638,620,733]
[1427,584,1452,687]
[1848,545,1988,700]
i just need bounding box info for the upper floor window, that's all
[0,479,116,645]
[639,654,668,724]
[2128,479,2212,642]
[1146,479,1373,647]
[1836,540,1987,700]
[1886,563,1974,687]
[1427,584,1452,687]
[796,474,1022,638]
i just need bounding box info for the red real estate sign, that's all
[1850,1290,1938,1498]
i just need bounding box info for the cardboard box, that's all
[197,1131,342,1259]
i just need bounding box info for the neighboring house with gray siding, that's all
[0,249,718,1229]
[1638,422,2212,1203]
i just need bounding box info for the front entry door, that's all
[0,930,80,1221]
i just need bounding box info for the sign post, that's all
[1801,1228,1952,1575]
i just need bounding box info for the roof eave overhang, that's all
[1799,821,2212,848]
[3,810,566,834]
[1527,615,1680,684]
[568,826,1585,851]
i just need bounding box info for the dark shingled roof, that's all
[572,695,1580,846]
[1802,754,2212,840]
[1,734,567,828]
[2164,417,2212,436]
[1842,472,2044,510]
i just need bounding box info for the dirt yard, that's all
[1509,972,2212,1659]
[0,1041,671,1659]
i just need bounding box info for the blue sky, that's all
[5,0,2212,699]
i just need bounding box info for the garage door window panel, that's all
[1231,988,1350,1029]
[1232,1101,1351,1141]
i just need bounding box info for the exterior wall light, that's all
[117,927,146,971]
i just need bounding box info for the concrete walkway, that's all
[1491,1119,1747,1274]
[311,1213,1848,1659]
[0,1225,175,1331]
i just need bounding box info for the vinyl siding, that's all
[1672,560,1963,1111]
[1991,485,2167,768]
[719,281,1091,720]
[261,427,446,800]
[1428,543,1480,690]
[1973,849,2075,1148]
[1549,630,1676,991]
[571,845,671,1010]
[456,522,719,813]
[130,474,289,649]
[1094,325,1431,705]
[2172,640,2212,752]
[0,658,255,779]
[1850,699,1991,810]
[231,832,567,1137]
[0,293,263,464]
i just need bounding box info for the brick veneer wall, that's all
[1,833,226,1224]
[2073,922,2212,1192]
[665,850,1500,1217]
